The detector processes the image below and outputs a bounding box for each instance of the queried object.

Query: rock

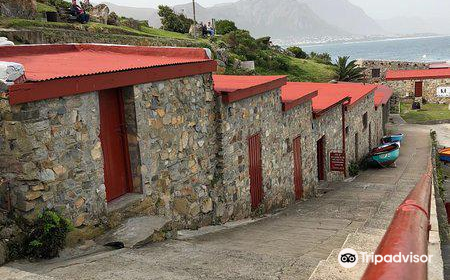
[121,18,143,30]
[89,4,109,24]
[74,197,86,209]
[25,191,42,201]
[74,213,87,227]
[90,142,102,160]
[173,197,190,216]
[96,216,171,248]
[0,62,25,84]
[201,197,213,213]
[0,79,7,93]
[107,12,119,25]
[0,0,36,19]
[0,242,6,265]
[189,24,203,37]
[39,169,55,182]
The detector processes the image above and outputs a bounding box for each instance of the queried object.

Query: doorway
[248,133,263,209]
[99,88,133,202]
[368,122,372,151]
[293,136,303,200]
[415,81,423,97]
[317,136,326,181]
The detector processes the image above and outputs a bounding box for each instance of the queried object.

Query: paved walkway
[2,123,431,280]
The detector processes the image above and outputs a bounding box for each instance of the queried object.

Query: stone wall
[313,105,345,182]
[132,74,218,229]
[345,92,379,164]
[357,60,429,84]
[0,93,106,227]
[0,0,36,19]
[386,78,450,104]
[216,89,316,221]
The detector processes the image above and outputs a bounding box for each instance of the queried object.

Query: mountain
[102,2,161,27]
[173,0,347,39]
[300,0,384,35]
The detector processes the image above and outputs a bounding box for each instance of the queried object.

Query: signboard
[330,152,345,172]
[436,86,450,97]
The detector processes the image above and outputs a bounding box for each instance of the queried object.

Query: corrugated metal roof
[213,75,287,103]
[429,62,450,69]
[386,68,450,80]
[282,82,377,114]
[374,85,393,107]
[0,44,212,82]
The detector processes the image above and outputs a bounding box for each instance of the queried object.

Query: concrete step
[308,231,384,280]
[96,215,174,248]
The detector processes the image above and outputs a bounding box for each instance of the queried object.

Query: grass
[0,17,197,41]
[400,101,450,123]
[256,56,336,82]
[36,2,57,13]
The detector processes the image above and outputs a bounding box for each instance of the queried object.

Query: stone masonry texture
[0,93,105,227]
[0,73,385,236]
[345,92,380,165]
[313,105,345,182]
[386,78,450,104]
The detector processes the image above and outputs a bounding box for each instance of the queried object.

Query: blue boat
[382,134,404,144]
[369,143,400,168]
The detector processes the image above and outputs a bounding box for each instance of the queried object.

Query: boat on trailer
[369,143,400,168]
[439,148,450,163]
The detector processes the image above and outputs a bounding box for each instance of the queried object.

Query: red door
[317,136,325,181]
[415,81,423,97]
[293,136,303,200]
[99,88,132,202]
[248,134,263,209]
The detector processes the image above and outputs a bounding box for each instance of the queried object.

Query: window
[345,126,349,136]
[363,113,368,130]
[372,68,381,78]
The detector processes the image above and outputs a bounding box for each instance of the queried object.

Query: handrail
[361,160,433,280]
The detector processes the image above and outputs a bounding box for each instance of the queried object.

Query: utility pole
[192,0,197,39]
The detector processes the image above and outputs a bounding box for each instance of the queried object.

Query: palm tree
[334,56,365,82]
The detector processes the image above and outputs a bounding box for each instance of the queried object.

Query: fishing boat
[369,143,400,168]
[382,134,404,144]
[439,148,450,163]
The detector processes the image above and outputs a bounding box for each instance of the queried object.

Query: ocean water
[300,35,450,62]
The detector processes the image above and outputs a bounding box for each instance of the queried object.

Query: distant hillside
[173,0,346,39]
[300,0,384,35]
[102,2,161,27]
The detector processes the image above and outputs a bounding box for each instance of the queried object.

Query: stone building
[374,85,393,135]
[282,83,349,182]
[213,75,317,218]
[386,68,450,104]
[356,59,429,84]
[0,44,390,236]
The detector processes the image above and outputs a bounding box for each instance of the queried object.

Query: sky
[100,0,450,20]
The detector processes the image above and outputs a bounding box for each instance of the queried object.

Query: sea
[299,35,450,62]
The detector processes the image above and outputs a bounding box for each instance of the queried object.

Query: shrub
[24,210,73,260]
[158,5,193,34]
[215,19,237,35]
[287,46,308,59]
[349,161,360,177]
[310,52,332,65]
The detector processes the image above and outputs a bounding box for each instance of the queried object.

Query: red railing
[361,160,433,280]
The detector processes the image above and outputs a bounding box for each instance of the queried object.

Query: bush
[158,5,193,34]
[310,52,332,65]
[24,210,73,260]
[215,19,237,35]
[287,46,308,59]
[349,161,360,177]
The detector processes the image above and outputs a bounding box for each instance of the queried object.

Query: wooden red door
[317,136,325,181]
[293,136,303,200]
[99,88,132,202]
[415,81,423,97]
[248,134,263,209]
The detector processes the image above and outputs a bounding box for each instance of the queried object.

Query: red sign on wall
[330,152,346,172]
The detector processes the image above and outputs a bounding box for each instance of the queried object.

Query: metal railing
[361,160,433,280]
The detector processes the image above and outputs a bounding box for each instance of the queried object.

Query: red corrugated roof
[1,44,212,82]
[282,82,376,115]
[213,75,287,103]
[429,62,450,69]
[374,85,393,108]
[4,44,217,105]
[386,68,450,80]
[280,83,317,112]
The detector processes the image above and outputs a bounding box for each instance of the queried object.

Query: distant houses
[0,44,392,233]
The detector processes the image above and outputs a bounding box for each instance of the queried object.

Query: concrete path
[3,123,431,280]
